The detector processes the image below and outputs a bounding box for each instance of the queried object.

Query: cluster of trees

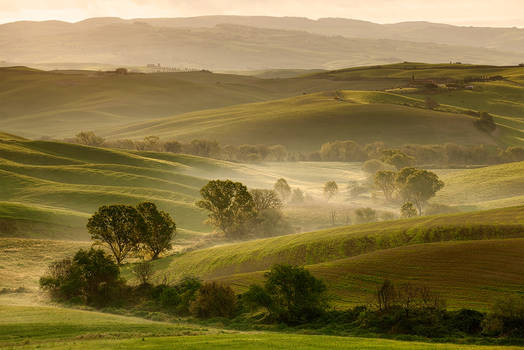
[39,247,237,318]
[68,132,524,166]
[374,167,444,215]
[87,202,176,264]
[197,179,292,239]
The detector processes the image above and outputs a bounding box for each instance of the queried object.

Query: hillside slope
[435,161,524,209]
[105,90,515,150]
[150,206,524,280]
[216,238,524,310]
[0,136,251,239]
[0,67,399,139]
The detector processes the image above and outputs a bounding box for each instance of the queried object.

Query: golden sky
[1,0,523,27]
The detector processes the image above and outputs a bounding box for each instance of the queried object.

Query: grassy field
[0,136,247,238]
[105,91,509,150]
[0,305,215,348]
[216,238,524,310]
[313,63,524,82]
[0,66,402,139]
[434,161,524,209]
[2,305,523,350]
[0,238,91,291]
[147,206,524,280]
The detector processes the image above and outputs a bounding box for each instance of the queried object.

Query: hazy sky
[1,0,523,27]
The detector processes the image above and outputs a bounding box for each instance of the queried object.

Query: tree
[290,188,305,204]
[273,178,291,202]
[250,189,282,211]
[164,140,182,153]
[190,282,237,319]
[131,260,155,285]
[250,189,291,237]
[87,205,146,265]
[319,140,367,161]
[243,264,327,324]
[136,202,176,260]
[400,202,418,218]
[374,170,397,201]
[355,207,377,223]
[396,168,444,215]
[75,131,105,147]
[376,279,396,311]
[196,180,256,238]
[381,149,414,170]
[323,181,338,201]
[474,112,497,133]
[40,248,121,306]
[362,159,387,175]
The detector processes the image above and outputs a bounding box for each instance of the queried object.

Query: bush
[154,276,202,315]
[190,282,237,319]
[40,248,123,306]
[482,296,524,337]
[243,264,327,324]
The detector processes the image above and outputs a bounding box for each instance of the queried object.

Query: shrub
[482,296,524,337]
[190,282,237,319]
[244,264,327,324]
[40,248,122,306]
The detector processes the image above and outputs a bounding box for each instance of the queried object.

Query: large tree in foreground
[396,168,444,215]
[87,204,145,265]
[197,180,256,238]
[136,201,176,260]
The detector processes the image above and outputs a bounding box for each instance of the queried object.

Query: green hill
[216,238,524,310]
[149,206,524,280]
[0,66,401,139]
[0,135,252,239]
[434,161,524,209]
[105,90,512,151]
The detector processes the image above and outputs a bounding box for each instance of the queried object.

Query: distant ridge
[1,16,523,70]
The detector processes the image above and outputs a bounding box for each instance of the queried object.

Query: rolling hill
[0,66,403,139]
[216,238,524,310]
[434,161,524,209]
[140,206,524,309]
[0,134,250,239]
[104,90,517,150]
[148,206,524,280]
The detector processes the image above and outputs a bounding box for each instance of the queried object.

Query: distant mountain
[0,17,523,70]
[132,16,524,54]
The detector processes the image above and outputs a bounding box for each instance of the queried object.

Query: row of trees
[69,132,524,166]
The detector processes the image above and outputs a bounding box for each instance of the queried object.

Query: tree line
[69,131,524,166]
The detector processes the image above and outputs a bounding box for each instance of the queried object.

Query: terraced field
[0,66,403,139]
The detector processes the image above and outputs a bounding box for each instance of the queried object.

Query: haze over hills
[1,16,524,70]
